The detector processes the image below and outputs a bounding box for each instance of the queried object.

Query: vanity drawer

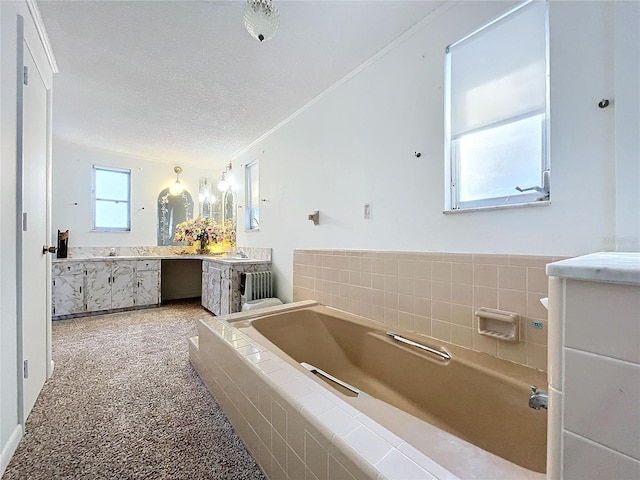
[136,259,160,271]
[53,262,84,276]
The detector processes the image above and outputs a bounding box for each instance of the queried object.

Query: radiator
[243,271,273,301]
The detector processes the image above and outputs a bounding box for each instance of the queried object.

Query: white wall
[614,1,640,252]
[234,1,634,303]
[51,140,216,248]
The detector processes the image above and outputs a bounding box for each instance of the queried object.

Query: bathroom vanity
[201,258,271,316]
[52,258,161,317]
[52,253,271,319]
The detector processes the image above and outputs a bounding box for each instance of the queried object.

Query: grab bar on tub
[386,332,451,362]
[301,362,360,396]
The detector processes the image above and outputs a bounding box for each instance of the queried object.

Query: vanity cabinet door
[111,262,135,309]
[201,270,212,311]
[85,262,112,312]
[52,264,85,316]
[136,269,160,306]
[85,260,135,312]
[220,277,231,315]
[201,261,223,315]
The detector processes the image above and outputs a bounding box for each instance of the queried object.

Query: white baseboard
[0,424,23,477]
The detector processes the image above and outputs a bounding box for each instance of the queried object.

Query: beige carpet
[3,300,265,480]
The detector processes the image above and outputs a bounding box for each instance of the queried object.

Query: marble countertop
[52,255,271,265]
[546,252,640,285]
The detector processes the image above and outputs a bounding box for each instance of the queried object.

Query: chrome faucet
[529,386,548,410]
[236,251,249,258]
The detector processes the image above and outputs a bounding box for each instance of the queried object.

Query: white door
[21,42,50,418]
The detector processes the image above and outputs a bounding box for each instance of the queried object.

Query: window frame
[91,165,132,232]
[444,0,550,213]
[244,159,260,231]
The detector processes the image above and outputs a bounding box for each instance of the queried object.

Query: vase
[196,236,208,255]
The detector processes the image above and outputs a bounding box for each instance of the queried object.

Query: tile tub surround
[189,302,545,480]
[546,253,640,479]
[293,250,563,371]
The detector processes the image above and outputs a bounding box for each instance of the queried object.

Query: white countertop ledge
[546,252,640,285]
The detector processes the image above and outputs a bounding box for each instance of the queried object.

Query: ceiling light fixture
[243,0,279,43]
[169,166,184,196]
[218,162,233,192]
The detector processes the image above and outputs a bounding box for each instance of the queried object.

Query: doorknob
[43,245,57,254]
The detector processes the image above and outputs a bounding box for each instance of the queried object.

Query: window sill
[443,200,550,214]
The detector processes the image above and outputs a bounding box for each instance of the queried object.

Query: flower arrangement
[174,217,236,253]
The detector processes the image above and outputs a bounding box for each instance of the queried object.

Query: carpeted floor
[3,300,266,480]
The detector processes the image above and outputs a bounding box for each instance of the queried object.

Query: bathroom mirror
[196,177,236,226]
[223,190,236,224]
[199,177,224,223]
[157,188,194,246]
[199,178,213,219]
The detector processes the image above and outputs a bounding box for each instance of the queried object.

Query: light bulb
[218,179,229,192]
[170,180,184,196]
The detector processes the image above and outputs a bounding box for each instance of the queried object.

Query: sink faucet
[236,251,248,258]
[529,386,548,410]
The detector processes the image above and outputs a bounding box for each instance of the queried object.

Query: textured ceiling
[38,1,445,169]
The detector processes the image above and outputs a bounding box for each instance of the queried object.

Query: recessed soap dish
[475,307,520,342]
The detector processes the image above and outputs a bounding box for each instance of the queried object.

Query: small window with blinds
[444,0,549,212]
[245,160,260,231]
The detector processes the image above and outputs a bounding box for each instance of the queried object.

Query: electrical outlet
[364,203,372,220]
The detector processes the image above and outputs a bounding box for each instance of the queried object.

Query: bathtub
[190,301,547,480]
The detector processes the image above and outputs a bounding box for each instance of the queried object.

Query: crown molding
[231,1,456,161]
[25,0,59,73]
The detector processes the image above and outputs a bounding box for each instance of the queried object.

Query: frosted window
[245,160,260,231]
[457,114,544,202]
[445,0,549,211]
[92,166,131,231]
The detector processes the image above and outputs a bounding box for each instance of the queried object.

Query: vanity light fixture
[169,166,184,196]
[243,0,279,43]
[218,162,233,192]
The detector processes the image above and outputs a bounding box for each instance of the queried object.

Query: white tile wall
[547,260,640,480]
[564,349,640,459]
[565,280,640,363]
[546,386,564,479]
[563,431,640,480]
[547,276,564,390]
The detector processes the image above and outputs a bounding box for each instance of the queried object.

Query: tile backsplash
[65,245,271,261]
[293,250,567,372]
